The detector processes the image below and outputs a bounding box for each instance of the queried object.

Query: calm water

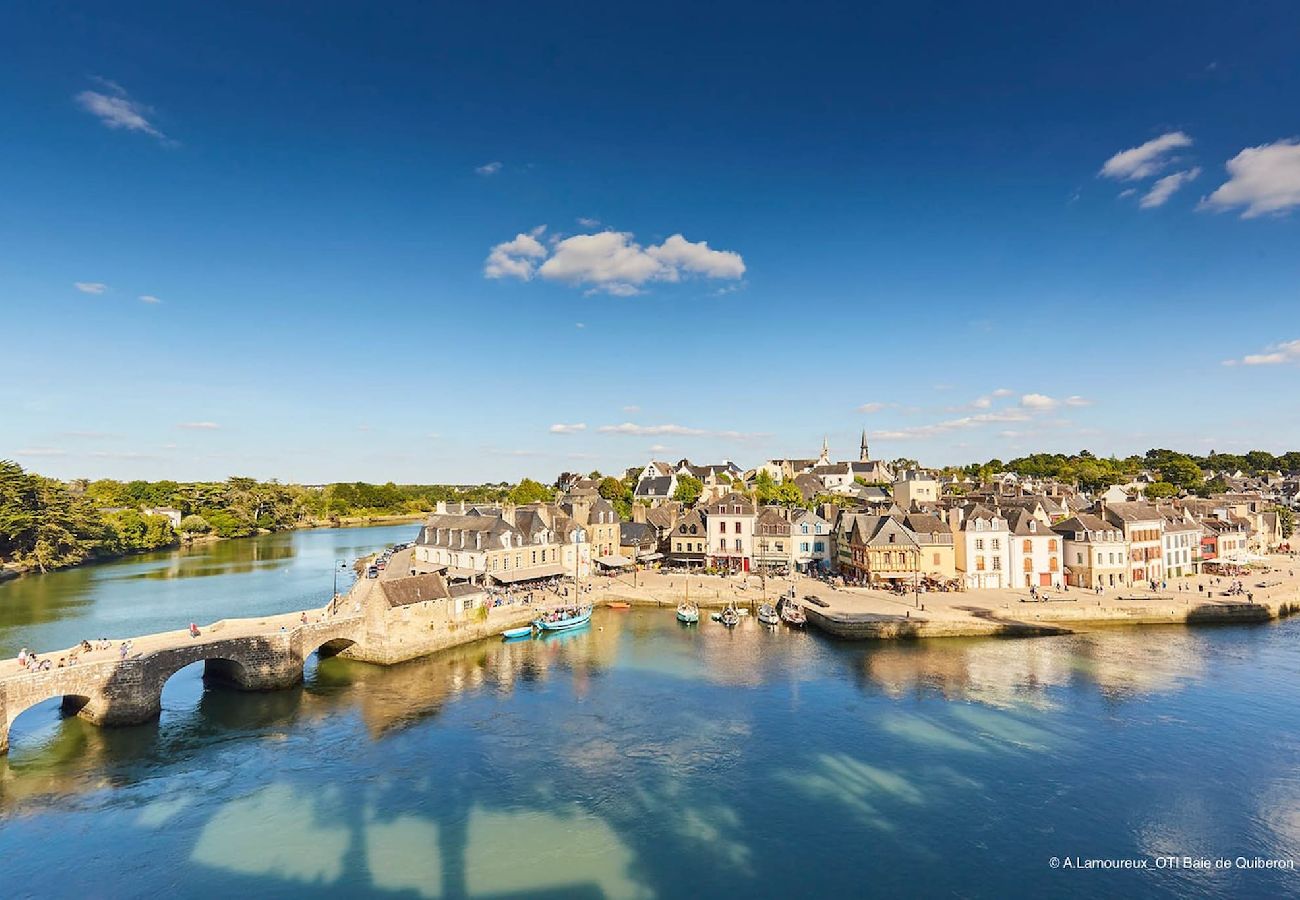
[3,529,1300,898]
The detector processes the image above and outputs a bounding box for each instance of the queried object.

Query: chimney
[436,500,447,514]
[632,504,648,524]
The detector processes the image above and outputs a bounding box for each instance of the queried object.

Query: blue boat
[501,626,534,640]
[534,605,593,632]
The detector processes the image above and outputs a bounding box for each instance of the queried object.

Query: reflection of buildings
[862,630,1208,709]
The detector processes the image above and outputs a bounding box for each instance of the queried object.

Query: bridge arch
[1,689,95,756]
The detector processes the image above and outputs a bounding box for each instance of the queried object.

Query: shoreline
[0,514,424,581]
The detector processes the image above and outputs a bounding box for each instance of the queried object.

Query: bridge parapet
[0,611,365,754]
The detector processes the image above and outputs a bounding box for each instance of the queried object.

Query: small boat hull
[607,601,631,610]
[535,608,593,631]
[501,626,533,640]
[676,604,699,624]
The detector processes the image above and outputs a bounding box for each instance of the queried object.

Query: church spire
[860,428,869,462]
[818,435,830,465]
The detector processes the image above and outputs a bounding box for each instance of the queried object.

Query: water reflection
[0,523,417,658]
[1,613,1298,899]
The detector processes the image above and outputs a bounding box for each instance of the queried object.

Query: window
[802,524,809,534]
[1023,539,1032,553]
[720,521,727,534]
[975,538,984,550]
[735,521,742,533]
[992,557,1001,571]
[801,542,809,552]
[735,538,742,551]
[1023,558,1033,572]
[976,556,986,571]
[1050,558,1059,572]
[1077,552,1083,564]
[815,541,824,552]
[776,542,784,552]
[1048,539,1058,552]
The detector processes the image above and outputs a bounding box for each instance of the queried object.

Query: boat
[676,601,699,624]
[779,598,807,627]
[720,604,740,628]
[757,603,779,626]
[607,601,631,610]
[501,626,533,640]
[710,611,722,622]
[534,605,593,632]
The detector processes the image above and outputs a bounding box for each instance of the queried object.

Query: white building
[950,504,1012,590]
[705,491,756,573]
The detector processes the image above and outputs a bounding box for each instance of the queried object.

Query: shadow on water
[2,612,1300,898]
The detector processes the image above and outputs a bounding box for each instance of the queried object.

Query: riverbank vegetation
[0,460,522,575]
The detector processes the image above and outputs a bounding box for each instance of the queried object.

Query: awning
[595,554,633,568]
[638,552,664,561]
[490,563,568,584]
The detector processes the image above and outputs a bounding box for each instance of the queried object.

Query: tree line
[0,461,539,575]
[956,448,1300,496]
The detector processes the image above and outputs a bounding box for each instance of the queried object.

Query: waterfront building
[753,506,793,572]
[1159,511,1203,578]
[1053,512,1128,590]
[842,515,921,585]
[705,491,756,572]
[1100,501,1165,586]
[634,473,677,505]
[1004,508,1063,589]
[791,509,834,573]
[667,507,708,567]
[950,504,1012,590]
[414,503,589,584]
[903,512,957,581]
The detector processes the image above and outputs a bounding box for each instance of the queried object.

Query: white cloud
[487,228,745,295]
[647,444,670,453]
[475,161,503,176]
[484,227,548,280]
[138,294,162,304]
[15,447,67,457]
[1222,339,1300,366]
[75,282,108,294]
[577,217,601,228]
[575,322,585,329]
[1100,131,1193,180]
[1064,395,1094,407]
[177,421,221,430]
[549,423,587,434]
[75,81,168,141]
[597,421,766,441]
[856,401,890,413]
[1020,393,1059,410]
[1201,139,1300,218]
[991,388,1014,397]
[1140,167,1200,208]
[872,409,1033,441]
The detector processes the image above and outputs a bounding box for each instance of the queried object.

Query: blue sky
[2,1,1299,483]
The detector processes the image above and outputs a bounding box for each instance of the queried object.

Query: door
[1039,573,1051,587]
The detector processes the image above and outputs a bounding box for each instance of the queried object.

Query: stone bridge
[0,610,363,754]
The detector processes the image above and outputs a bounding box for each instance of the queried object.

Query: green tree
[179,514,211,534]
[673,475,704,506]
[508,478,553,505]
[1144,481,1178,499]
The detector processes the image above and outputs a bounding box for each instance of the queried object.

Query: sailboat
[720,602,740,628]
[757,602,779,626]
[677,580,699,624]
[779,597,806,627]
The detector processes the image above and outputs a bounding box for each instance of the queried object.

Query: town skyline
[4,2,1300,483]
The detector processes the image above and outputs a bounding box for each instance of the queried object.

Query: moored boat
[501,626,534,640]
[607,601,631,610]
[720,604,740,628]
[534,605,593,632]
[757,603,779,626]
[779,598,806,627]
[676,601,699,624]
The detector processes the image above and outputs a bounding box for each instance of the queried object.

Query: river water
[2,525,1299,898]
